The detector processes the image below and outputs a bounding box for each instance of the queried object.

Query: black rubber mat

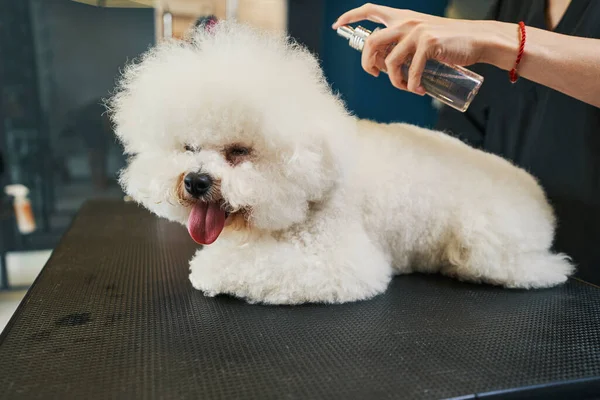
[1,200,599,399]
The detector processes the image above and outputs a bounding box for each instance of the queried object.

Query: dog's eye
[184,144,197,152]
[225,145,251,165]
[228,146,249,157]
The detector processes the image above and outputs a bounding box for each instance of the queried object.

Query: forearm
[479,21,600,108]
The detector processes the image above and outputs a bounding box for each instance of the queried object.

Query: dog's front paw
[188,251,229,298]
[190,275,223,299]
[187,235,392,305]
[189,267,224,297]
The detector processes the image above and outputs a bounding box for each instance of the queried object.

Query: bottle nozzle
[336,25,355,40]
[5,184,29,199]
[336,25,373,51]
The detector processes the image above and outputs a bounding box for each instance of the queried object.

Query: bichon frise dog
[108,21,573,305]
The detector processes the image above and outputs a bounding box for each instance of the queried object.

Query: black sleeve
[483,0,502,20]
[434,0,501,148]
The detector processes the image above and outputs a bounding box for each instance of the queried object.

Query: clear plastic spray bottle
[337,25,484,112]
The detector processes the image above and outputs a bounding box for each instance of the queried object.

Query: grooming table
[0,200,599,399]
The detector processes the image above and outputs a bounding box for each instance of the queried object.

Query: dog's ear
[318,135,344,192]
[283,134,345,203]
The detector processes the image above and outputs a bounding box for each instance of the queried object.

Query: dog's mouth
[177,174,247,245]
[187,200,230,245]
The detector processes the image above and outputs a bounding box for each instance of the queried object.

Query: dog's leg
[440,229,574,289]
[188,228,392,305]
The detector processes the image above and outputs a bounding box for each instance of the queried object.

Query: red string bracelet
[509,21,526,83]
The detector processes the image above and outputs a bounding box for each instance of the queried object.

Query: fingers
[361,27,394,77]
[374,52,387,73]
[365,21,415,49]
[381,29,429,95]
[332,3,396,29]
[406,45,427,94]
[333,4,432,95]
[361,46,380,77]
[384,30,417,89]
[362,24,414,77]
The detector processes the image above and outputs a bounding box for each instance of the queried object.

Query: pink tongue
[187,202,226,245]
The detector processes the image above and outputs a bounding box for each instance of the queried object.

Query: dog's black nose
[184,172,213,197]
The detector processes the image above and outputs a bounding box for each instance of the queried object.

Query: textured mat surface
[1,200,599,399]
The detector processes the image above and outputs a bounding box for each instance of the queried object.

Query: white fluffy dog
[108,21,574,305]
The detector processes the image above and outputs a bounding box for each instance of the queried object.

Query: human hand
[332,3,497,94]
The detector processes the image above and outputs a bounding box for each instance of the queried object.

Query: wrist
[477,21,521,71]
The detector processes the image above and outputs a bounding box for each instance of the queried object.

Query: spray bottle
[336,25,484,112]
[4,184,36,234]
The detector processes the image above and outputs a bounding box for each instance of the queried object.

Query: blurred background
[0,0,493,325]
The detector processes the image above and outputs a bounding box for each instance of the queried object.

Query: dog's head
[108,21,355,244]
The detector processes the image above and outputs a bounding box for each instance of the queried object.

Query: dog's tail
[502,251,575,289]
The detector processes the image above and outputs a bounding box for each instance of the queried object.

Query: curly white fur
[108,21,574,305]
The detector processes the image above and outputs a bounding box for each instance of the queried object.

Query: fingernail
[416,86,426,95]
